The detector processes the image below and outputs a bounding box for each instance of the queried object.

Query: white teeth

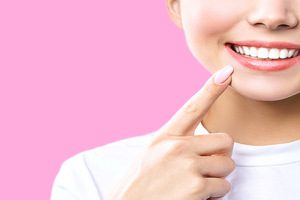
[257,48,269,59]
[249,47,257,57]
[232,45,299,59]
[279,49,288,59]
[288,49,295,58]
[269,48,280,59]
[242,46,250,55]
[238,46,244,54]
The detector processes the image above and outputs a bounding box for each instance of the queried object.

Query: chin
[230,76,300,102]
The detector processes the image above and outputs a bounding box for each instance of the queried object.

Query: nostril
[253,23,291,30]
[277,24,292,30]
[253,23,267,28]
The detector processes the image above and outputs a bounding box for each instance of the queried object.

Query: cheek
[181,1,246,70]
[195,12,235,36]
[181,1,244,37]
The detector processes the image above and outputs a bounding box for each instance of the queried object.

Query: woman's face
[167,0,300,101]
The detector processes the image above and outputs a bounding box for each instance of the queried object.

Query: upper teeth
[232,45,299,59]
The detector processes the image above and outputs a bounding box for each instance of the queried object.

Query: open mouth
[225,42,300,71]
[227,43,300,60]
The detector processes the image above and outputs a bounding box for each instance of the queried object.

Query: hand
[109,65,235,200]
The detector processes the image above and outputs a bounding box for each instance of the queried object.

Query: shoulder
[65,131,154,164]
[51,132,155,200]
[59,131,156,176]
[82,132,155,163]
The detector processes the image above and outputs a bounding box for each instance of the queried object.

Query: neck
[202,87,300,145]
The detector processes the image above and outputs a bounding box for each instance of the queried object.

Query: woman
[51,0,300,199]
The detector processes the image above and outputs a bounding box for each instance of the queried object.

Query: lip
[225,43,300,71]
[227,40,300,49]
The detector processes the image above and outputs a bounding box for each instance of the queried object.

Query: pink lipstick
[225,41,300,71]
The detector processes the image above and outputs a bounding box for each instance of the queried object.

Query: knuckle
[222,157,236,174]
[148,136,190,157]
[203,82,214,94]
[218,133,234,149]
[171,140,185,152]
[182,101,198,114]
[203,83,218,99]
[184,156,198,171]
[190,177,207,194]
[165,138,188,156]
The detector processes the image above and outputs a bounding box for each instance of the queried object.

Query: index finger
[159,65,234,136]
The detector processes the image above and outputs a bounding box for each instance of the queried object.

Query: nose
[247,0,299,31]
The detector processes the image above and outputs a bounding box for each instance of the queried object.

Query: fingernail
[214,65,234,85]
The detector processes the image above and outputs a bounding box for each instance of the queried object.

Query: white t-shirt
[51,123,300,200]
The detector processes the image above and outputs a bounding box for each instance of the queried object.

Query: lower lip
[225,44,300,71]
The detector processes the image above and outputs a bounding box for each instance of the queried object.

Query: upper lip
[226,40,300,49]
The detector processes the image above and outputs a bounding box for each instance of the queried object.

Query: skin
[167,0,300,145]
[107,1,300,199]
[108,69,235,199]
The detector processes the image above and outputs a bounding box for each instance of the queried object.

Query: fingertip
[213,65,234,85]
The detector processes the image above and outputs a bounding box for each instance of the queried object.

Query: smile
[231,45,299,60]
[225,41,300,71]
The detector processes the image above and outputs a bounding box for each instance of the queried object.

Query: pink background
[0,0,210,199]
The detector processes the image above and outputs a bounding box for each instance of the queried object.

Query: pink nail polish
[214,65,234,85]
